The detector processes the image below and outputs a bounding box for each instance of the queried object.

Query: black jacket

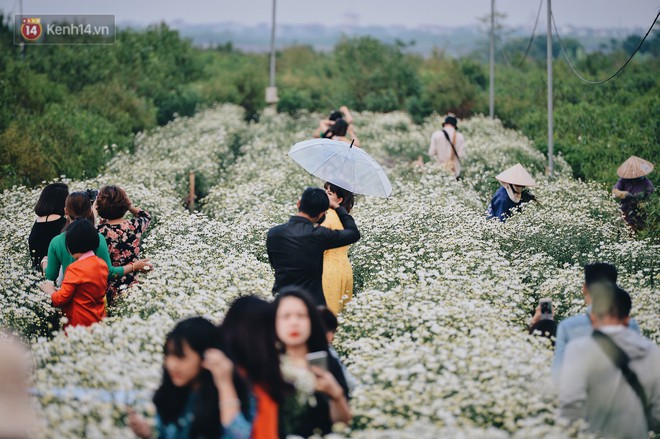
[266,207,360,305]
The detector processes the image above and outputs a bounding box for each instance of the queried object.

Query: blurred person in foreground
[0,333,34,439]
[222,296,292,438]
[487,163,537,222]
[611,155,655,232]
[266,187,360,306]
[273,288,351,437]
[129,317,252,439]
[552,263,640,383]
[559,282,660,438]
[428,114,466,180]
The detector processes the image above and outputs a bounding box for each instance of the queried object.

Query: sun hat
[617,156,654,179]
[495,164,537,187]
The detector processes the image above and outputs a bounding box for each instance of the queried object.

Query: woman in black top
[273,287,351,437]
[28,183,68,270]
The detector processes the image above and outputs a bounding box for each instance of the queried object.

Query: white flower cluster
[0,107,656,438]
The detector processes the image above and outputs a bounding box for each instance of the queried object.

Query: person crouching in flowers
[39,219,108,329]
[611,155,655,231]
[128,317,253,439]
[321,182,356,314]
[95,185,152,304]
[487,163,537,222]
[274,287,351,437]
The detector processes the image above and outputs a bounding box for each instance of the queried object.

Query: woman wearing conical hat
[612,156,655,231]
[487,164,537,222]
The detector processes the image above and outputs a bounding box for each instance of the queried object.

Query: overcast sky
[2,0,658,29]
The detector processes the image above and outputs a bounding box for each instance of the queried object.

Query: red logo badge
[20,17,43,41]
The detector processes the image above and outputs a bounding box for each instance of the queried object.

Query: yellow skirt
[322,251,353,315]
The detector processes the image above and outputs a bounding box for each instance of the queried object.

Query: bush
[77,81,157,134]
[36,102,128,178]
[277,88,314,114]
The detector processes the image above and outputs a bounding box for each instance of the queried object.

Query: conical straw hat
[495,163,537,186]
[617,156,654,179]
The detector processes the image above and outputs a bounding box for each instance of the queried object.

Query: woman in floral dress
[96,185,151,303]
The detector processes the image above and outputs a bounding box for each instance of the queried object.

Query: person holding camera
[96,185,152,304]
[313,106,360,146]
[528,298,557,345]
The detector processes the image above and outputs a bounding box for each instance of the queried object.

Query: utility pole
[265,0,278,113]
[546,0,554,175]
[19,0,26,59]
[489,0,495,118]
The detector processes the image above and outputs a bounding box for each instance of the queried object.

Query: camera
[85,189,99,202]
[539,298,553,321]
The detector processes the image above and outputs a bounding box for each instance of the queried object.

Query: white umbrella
[288,138,392,198]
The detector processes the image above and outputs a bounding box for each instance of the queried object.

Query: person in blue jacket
[487,163,537,222]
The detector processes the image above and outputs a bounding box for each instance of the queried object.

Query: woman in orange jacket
[40,219,108,329]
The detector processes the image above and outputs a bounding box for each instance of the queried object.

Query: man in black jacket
[266,187,361,305]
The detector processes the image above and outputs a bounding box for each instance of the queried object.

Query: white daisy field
[1,105,657,438]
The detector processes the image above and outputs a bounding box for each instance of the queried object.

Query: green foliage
[412,50,486,121]
[192,50,267,121]
[0,104,126,187]
[277,88,314,114]
[332,37,420,111]
[638,189,660,243]
[77,81,157,134]
[0,58,67,131]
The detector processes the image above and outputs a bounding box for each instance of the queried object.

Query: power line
[500,0,544,68]
[551,9,660,85]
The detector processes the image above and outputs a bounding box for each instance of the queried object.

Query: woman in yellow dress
[321,182,355,314]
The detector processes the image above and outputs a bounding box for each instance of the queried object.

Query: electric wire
[551,9,660,84]
[500,0,544,67]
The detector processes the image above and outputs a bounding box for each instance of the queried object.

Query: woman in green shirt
[43,192,151,285]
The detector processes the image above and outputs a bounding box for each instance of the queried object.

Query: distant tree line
[1,13,658,194]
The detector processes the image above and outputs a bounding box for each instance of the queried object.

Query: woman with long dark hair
[43,192,150,289]
[128,317,252,439]
[222,296,291,438]
[273,287,351,437]
[320,182,356,314]
[28,182,69,270]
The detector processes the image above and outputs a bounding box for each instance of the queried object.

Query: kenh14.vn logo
[20,17,43,41]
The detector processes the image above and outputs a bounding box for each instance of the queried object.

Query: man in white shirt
[428,114,466,179]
